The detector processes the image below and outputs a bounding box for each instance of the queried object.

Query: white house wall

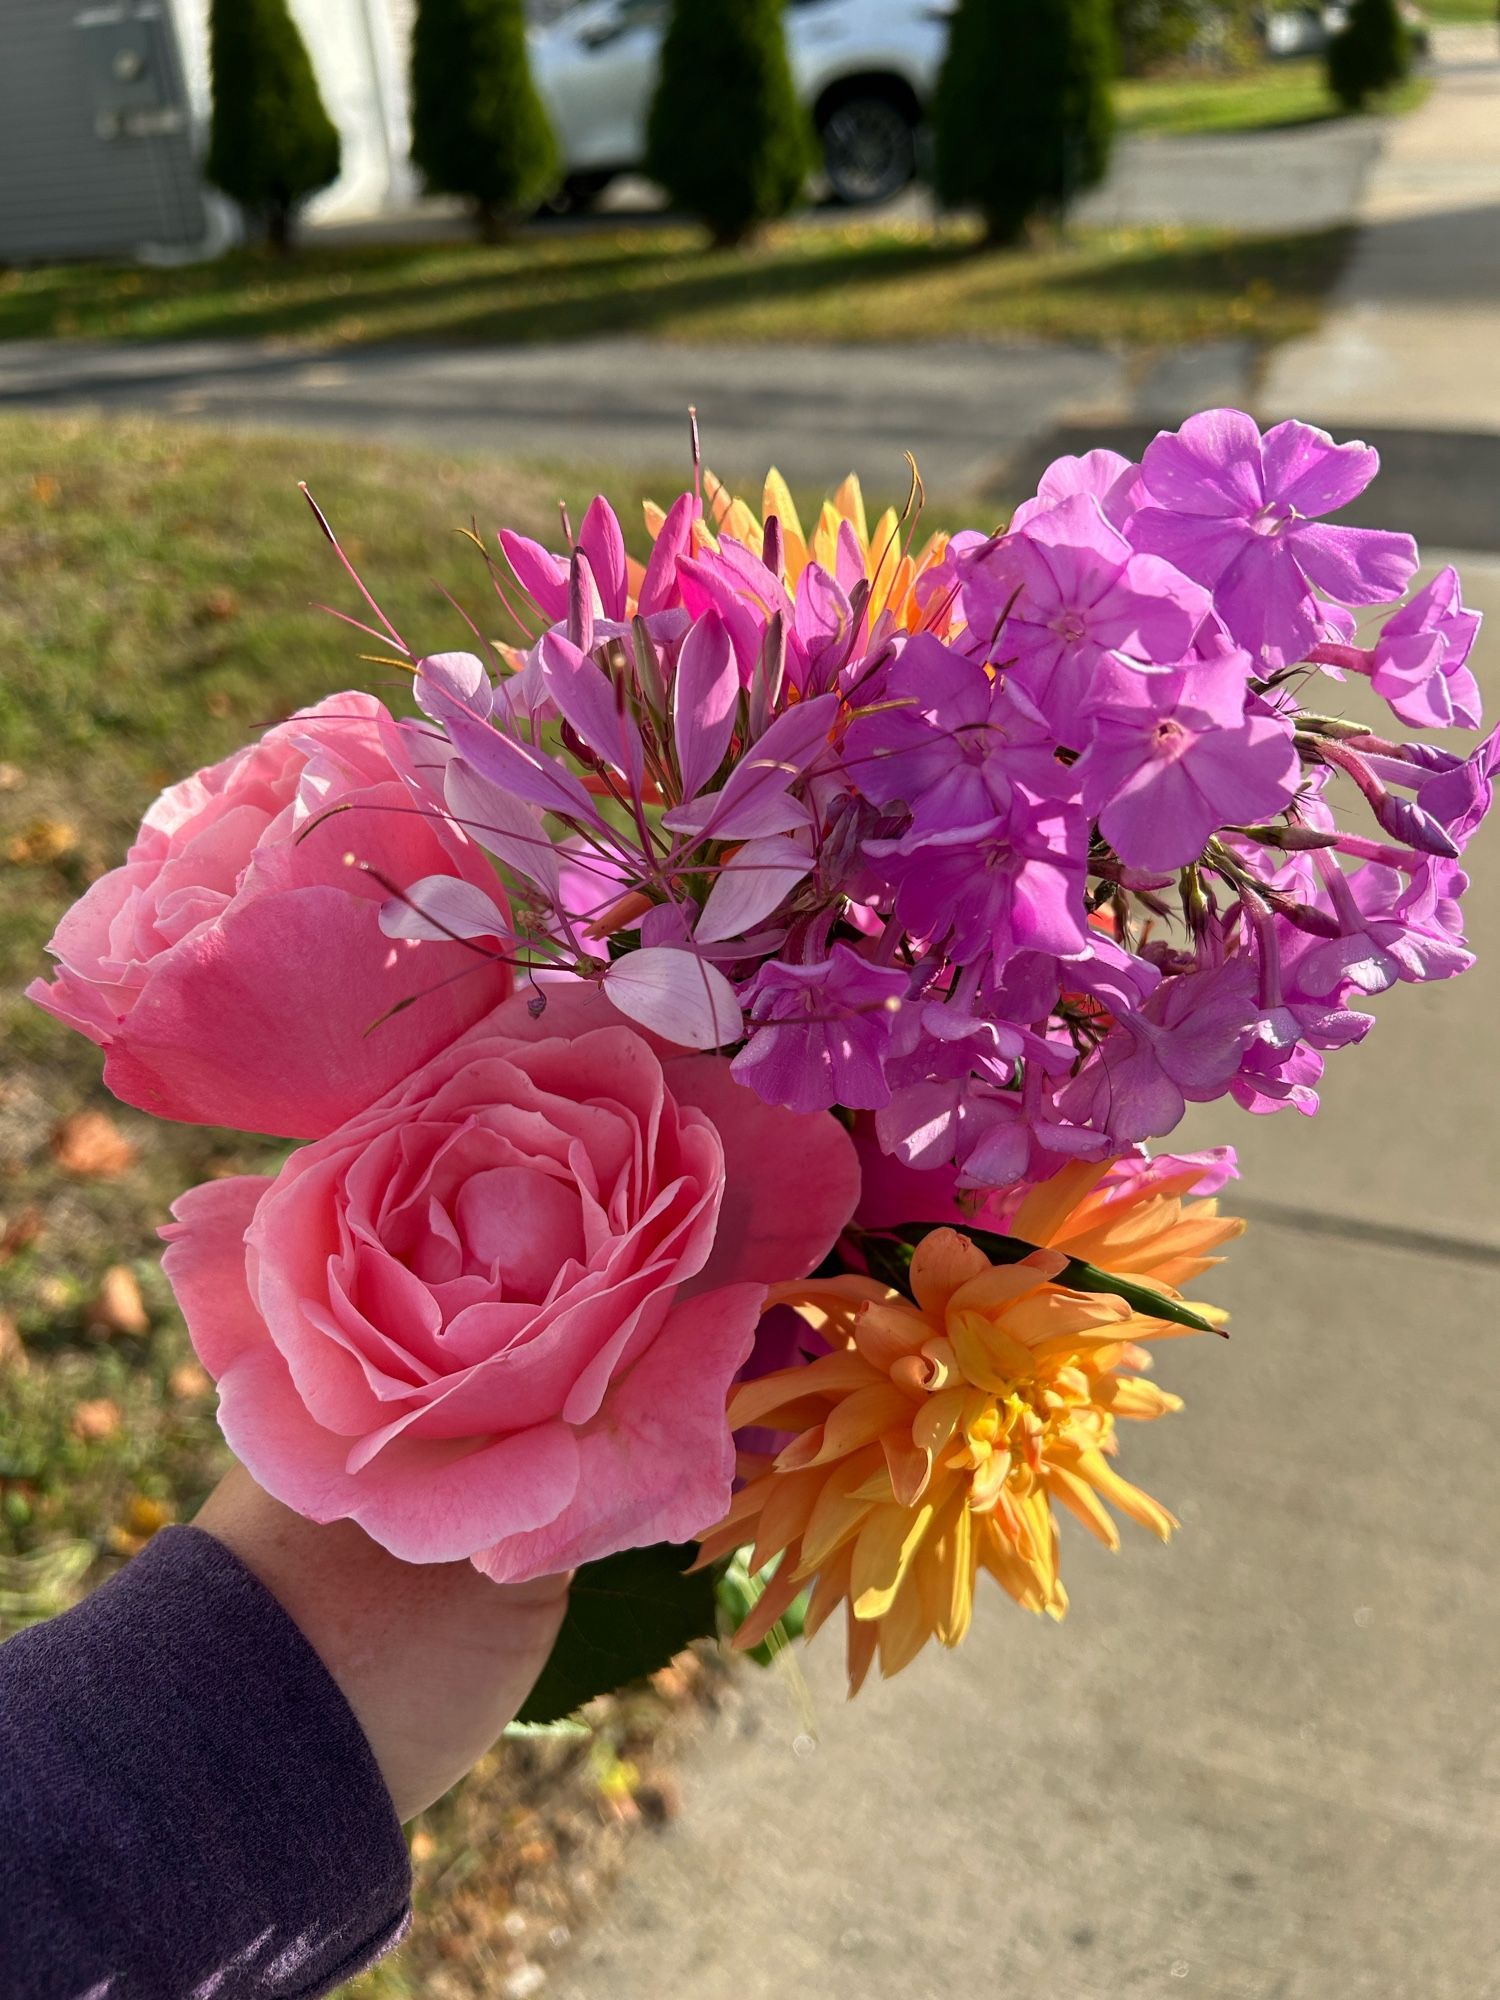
[168,0,420,221]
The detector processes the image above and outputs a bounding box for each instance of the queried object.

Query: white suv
[529,0,954,208]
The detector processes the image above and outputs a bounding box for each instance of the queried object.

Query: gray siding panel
[0,0,206,261]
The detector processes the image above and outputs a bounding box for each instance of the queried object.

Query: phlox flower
[1009,448,1147,534]
[865,795,1089,969]
[1295,857,1475,996]
[732,945,910,1115]
[841,634,1061,832]
[1130,409,1418,668]
[1077,652,1302,872]
[1058,960,1259,1143]
[1368,566,1482,730]
[963,492,1212,743]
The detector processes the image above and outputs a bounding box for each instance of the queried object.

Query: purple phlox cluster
[374,407,1488,1194]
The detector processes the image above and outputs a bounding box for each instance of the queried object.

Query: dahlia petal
[908,1228,993,1317]
[851,1502,934,1620]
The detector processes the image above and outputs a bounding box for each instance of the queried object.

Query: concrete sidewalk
[549,558,1500,2000]
[1263,25,1500,433]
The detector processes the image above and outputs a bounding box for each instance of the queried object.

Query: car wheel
[819,96,918,206]
[540,171,617,218]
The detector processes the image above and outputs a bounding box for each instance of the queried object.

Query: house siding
[0,0,207,261]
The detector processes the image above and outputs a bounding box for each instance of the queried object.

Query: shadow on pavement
[1001,421,1500,552]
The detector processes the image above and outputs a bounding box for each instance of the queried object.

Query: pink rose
[27,694,511,1139]
[162,987,861,1580]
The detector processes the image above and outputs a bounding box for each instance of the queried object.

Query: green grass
[1422,0,1492,18]
[0,217,1351,352]
[1116,55,1430,136]
[0,412,829,1994]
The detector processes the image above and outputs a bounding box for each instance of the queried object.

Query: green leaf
[893,1224,1219,1336]
[715,1548,809,1668]
[516,1541,718,1725]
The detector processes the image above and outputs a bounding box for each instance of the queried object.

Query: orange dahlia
[698,1160,1243,1693]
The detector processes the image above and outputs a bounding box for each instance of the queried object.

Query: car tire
[819,94,918,207]
[540,171,617,218]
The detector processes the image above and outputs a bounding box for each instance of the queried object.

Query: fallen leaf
[89,1265,148,1336]
[168,1360,210,1401]
[5,817,76,865]
[0,1310,26,1375]
[72,1397,122,1442]
[0,1207,44,1262]
[0,763,25,792]
[52,1111,135,1179]
[125,1495,171,1535]
[30,474,59,506]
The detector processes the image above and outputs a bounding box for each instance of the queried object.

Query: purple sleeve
[0,1525,412,2000]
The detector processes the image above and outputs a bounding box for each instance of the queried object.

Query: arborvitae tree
[934,0,1117,247]
[1327,0,1411,111]
[409,0,560,240]
[646,0,815,249]
[203,0,340,253]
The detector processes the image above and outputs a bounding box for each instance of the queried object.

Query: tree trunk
[266,200,295,256]
[710,221,760,252]
[475,198,510,244]
[981,209,1027,250]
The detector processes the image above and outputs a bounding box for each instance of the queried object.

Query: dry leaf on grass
[52,1111,135,1179]
[0,1310,26,1375]
[0,1207,44,1263]
[5,818,76,865]
[168,1361,211,1401]
[71,1397,122,1442]
[89,1265,148,1336]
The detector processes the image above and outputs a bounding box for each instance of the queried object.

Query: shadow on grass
[0,221,1353,355]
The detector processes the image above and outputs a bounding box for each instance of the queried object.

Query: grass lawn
[1117,55,1429,136]
[0,217,1351,352]
[0,412,950,1995]
[1423,0,1492,17]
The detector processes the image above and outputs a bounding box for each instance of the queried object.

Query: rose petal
[217,1343,582,1563]
[664,1054,861,1289]
[103,884,509,1139]
[471,1281,763,1583]
[160,1175,272,1377]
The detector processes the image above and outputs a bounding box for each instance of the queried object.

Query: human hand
[196,1466,570,1822]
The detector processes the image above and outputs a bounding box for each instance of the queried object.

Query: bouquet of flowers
[31,408,1491,1715]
